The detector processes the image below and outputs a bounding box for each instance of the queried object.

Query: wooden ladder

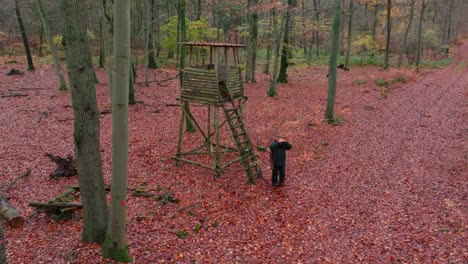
[222,105,263,183]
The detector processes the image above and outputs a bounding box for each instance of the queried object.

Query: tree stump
[46,153,77,178]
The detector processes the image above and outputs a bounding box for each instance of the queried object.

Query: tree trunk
[263,10,273,74]
[277,0,296,83]
[145,0,158,84]
[325,0,341,122]
[39,24,44,57]
[246,0,259,83]
[384,0,392,69]
[313,0,321,57]
[0,219,5,263]
[397,0,415,68]
[60,0,109,244]
[101,0,132,262]
[148,0,158,69]
[179,0,195,132]
[415,0,427,72]
[371,1,380,42]
[37,0,67,91]
[196,0,202,20]
[99,0,113,95]
[268,8,284,96]
[14,0,34,71]
[344,0,354,70]
[99,22,105,68]
[445,0,455,55]
[144,0,150,85]
[129,62,136,105]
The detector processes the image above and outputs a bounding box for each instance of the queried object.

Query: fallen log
[0,170,30,227]
[28,202,82,208]
[0,196,24,228]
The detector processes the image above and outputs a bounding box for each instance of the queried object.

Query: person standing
[270,135,292,187]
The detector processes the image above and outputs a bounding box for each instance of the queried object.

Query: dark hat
[276,134,283,138]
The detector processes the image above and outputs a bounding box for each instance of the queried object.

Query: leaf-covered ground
[1,42,466,263]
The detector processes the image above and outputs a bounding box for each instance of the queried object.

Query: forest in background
[1,0,467,74]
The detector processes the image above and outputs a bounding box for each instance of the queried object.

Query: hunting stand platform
[173,42,262,183]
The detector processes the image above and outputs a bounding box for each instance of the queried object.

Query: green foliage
[210,220,219,227]
[58,84,68,91]
[325,115,344,125]
[421,58,454,69]
[352,34,378,57]
[175,230,188,239]
[161,17,217,57]
[193,223,202,234]
[355,78,367,85]
[375,78,388,86]
[53,30,95,46]
[392,75,407,83]
[423,29,438,49]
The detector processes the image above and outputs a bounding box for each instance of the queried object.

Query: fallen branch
[1,93,28,98]
[28,188,77,219]
[28,202,82,208]
[2,169,31,193]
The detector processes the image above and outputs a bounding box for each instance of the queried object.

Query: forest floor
[0,42,467,263]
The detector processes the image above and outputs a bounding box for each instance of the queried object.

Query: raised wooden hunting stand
[173,42,262,183]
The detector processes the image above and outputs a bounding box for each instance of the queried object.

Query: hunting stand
[173,42,262,183]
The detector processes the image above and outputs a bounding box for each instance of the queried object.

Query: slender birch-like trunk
[37,0,67,91]
[101,0,132,261]
[344,0,354,70]
[384,0,392,69]
[325,0,341,122]
[397,0,415,68]
[14,0,34,71]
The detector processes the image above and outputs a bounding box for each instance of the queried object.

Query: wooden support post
[214,106,221,175]
[175,101,185,165]
[189,46,193,66]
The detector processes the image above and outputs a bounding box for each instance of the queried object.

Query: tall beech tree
[179,0,195,132]
[14,0,34,71]
[397,0,415,68]
[145,0,158,86]
[277,0,296,83]
[415,0,428,72]
[99,0,113,95]
[384,0,392,69]
[37,0,67,91]
[246,0,259,82]
[60,0,109,243]
[101,0,132,261]
[325,0,341,122]
[344,0,354,70]
[269,8,285,96]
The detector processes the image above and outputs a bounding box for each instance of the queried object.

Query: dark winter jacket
[270,140,292,166]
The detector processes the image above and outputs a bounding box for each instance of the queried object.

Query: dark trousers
[272,165,285,185]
